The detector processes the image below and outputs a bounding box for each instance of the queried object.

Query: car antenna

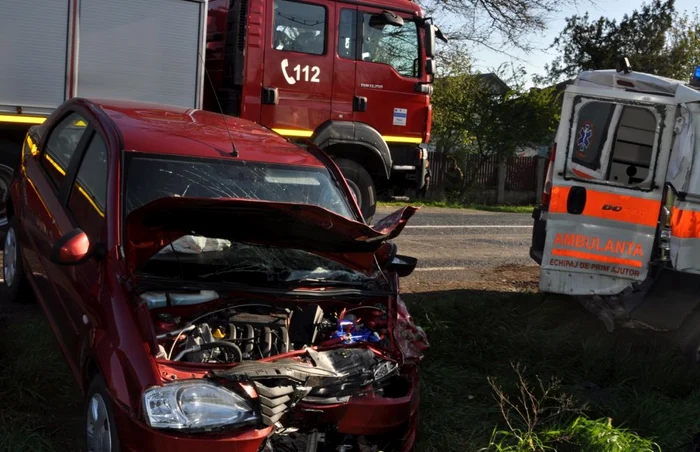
[201,52,239,157]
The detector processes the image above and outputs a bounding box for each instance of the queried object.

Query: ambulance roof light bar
[691,65,700,87]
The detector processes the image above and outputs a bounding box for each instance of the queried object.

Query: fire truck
[0,0,441,221]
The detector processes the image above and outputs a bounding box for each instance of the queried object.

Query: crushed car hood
[124,197,417,273]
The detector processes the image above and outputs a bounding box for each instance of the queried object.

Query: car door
[353,7,426,143]
[540,86,677,296]
[57,130,109,368]
[20,111,92,375]
[261,0,334,135]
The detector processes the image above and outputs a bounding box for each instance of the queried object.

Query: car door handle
[262,87,279,105]
[353,96,367,112]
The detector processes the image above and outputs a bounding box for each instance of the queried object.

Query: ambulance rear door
[541,85,677,296]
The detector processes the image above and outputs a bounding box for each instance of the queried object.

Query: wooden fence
[429,153,540,192]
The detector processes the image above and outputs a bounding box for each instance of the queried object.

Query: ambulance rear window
[568,98,660,189]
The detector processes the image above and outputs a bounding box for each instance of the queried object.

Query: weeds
[481,363,660,452]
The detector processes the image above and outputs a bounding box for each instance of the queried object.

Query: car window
[273,0,326,55]
[68,133,108,239]
[568,100,659,188]
[338,9,357,59]
[361,13,419,78]
[42,113,88,189]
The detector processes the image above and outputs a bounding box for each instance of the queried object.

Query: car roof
[87,98,325,167]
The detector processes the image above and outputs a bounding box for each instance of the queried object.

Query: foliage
[431,63,559,198]
[567,417,661,452]
[540,0,700,83]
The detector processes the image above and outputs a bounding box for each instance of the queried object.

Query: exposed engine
[145,292,413,451]
[146,293,391,365]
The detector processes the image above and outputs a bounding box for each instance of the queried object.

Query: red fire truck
[0,0,441,221]
[207,0,439,220]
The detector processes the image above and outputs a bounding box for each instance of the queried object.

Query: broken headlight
[143,380,259,430]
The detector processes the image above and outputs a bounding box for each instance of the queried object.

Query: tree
[420,0,584,55]
[540,0,700,83]
[431,64,560,199]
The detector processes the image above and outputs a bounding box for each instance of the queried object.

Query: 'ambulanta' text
[553,233,643,257]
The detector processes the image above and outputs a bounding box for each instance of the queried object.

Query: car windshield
[124,153,353,218]
[139,235,379,288]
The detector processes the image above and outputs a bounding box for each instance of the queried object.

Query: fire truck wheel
[335,158,376,222]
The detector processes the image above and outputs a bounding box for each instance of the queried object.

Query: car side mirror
[50,229,93,265]
[426,59,436,75]
[386,254,417,277]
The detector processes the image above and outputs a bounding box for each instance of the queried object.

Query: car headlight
[143,380,259,430]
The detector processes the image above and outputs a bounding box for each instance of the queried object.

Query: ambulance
[530,62,700,356]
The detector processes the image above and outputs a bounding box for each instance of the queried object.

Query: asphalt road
[375,206,538,290]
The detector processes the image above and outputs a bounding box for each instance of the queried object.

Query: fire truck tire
[0,139,21,169]
[335,158,376,222]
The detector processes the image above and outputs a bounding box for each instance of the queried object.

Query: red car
[2,98,428,452]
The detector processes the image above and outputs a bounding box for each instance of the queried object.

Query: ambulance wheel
[335,158,376,223]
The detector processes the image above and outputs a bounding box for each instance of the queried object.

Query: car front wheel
[86,374,121,452]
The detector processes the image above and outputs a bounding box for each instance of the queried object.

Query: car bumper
[113,373,419,452]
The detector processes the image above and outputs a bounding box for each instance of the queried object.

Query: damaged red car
[2,98,428,452]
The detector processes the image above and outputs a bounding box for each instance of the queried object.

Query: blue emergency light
[692,65,700,87]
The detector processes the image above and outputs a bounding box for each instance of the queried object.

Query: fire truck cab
[531,65,700,339]
[205,0,440,220]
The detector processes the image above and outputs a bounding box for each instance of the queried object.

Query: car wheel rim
[346,179,362,211]
[4,226,16,287]
[86,394,112,452]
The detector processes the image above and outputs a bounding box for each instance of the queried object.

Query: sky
[468,0,697,83]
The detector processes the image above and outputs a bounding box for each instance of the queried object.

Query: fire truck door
[261,0,333,136]
[541,88,677,296]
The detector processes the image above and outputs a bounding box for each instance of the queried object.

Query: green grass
[2,291,698,451]
[378,200,535,213]
[404,289,700,451]
[0,312,82,452]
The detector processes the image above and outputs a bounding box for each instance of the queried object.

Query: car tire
[86,374,121,452]
[335,158,377,223]
[2,217,32,304]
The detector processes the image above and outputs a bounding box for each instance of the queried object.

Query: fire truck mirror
[425,24,436,58]
[369,11,404,29]
[426,59,436,75]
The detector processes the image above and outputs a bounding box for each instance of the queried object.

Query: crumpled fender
[394,297,429,362]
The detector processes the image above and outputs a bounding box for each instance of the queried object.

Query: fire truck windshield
[361,16,420,78]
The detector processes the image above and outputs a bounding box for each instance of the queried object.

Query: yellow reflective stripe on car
[381,135,422,144]
[0,114,47,125]
[272,128,314,138]
[44,153,66,176]
[77,184,105,217]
